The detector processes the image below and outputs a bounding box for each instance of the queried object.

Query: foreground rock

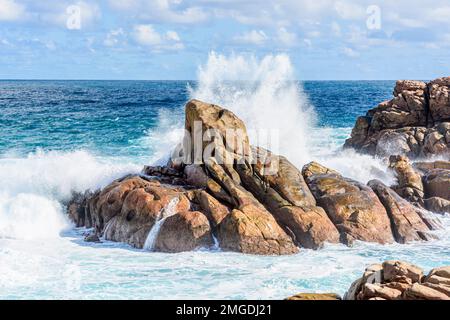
[345,261,450,300]
[345,78,450,158]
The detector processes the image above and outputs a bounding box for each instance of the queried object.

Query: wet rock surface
[67,99,443,255]
[345,78,450,158]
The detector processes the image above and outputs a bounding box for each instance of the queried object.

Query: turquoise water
[1,79,449,300]
[0,80,393,157]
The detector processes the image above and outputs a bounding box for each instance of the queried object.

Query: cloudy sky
[1,0,449,80]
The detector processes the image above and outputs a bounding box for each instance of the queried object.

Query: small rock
[84,233,101,243]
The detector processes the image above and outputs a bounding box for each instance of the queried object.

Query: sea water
[1,53,449,299]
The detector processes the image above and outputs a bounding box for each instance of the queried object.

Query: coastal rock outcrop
[344,261,450,300]
[67,99,442,255]
[344,78,450,158]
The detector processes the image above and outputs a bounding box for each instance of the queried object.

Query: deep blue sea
[0,80,394,158]
[1,79,450,300]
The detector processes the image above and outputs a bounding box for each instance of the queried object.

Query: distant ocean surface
[1,78,450,300]
[0,80,393,159]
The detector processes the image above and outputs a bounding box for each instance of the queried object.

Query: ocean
[1,55,450,299]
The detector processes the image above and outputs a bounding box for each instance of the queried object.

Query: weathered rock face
[345,261,450,300]
[409,160,450,214]
[154,211,213,253]
[345,78,450,158]
[302,162,394,245]
[236,149,340,250]
[424,197,450,215]
[389,155,424,206]
[429,77,450,123]
[423,169,450,201]
[368,180,433,243]
[205,157,299,255]
[67,99,441,255]
[183,99,251,164]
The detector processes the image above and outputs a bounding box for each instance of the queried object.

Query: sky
[0,0,449,80]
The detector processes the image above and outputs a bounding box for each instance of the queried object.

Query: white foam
[188,52,393,184]
[0,149,141,240]
[190,52,316,167]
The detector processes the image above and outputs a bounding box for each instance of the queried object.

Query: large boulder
[423,169,450,201]
[429,77,450,123]
[235,149,340,249]
[66,99,441,255]
[345,77,450,158]
[183,99,251,164]
[93,177,192,249]
[206,158,298,255]
[302,162,394,245]
[368,180,434,243]
[424,197,450,214]
[154,211,213,252]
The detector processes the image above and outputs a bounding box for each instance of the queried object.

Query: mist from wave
[0,150,140,240]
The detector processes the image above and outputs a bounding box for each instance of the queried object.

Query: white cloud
[132,24,184,51]
[334,1,365,20]
[133,24,162,46]
[233,30,267,45]
[0,0,26,21]
[277,27,297,46]
[427,6,450,23]
[109,0,207,24]
[331,22,342,37]
[342,47,360,57]
[165,30,180,42]
[104,28,125,47]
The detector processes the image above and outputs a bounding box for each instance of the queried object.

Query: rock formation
[302,162,394,245]
[68,99,442,255]
[345,77,450,158]
[344,261,450,300]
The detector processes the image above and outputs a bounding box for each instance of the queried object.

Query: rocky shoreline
[288,261,450,300]
[67,77,449,300]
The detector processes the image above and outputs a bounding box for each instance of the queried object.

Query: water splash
[189,52,316,166]
[0,150,140,240]
[143,197,180,251]
[187,52,393,184]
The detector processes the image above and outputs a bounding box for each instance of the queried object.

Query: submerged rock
[345,77,450,158]
[84,233,101,243]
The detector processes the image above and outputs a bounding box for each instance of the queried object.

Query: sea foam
[0,149,140,240]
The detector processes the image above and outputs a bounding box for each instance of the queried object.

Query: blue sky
[1,0,449,80]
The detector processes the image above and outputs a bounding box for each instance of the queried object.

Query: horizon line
[0,78,405,82]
